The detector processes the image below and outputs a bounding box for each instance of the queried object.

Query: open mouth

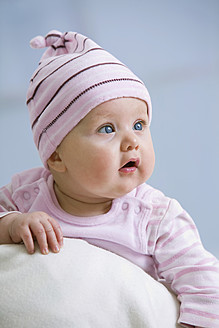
[119,158,140,172]
[122,161,138,168]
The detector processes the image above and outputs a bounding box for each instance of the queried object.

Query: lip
[119,158,140,173]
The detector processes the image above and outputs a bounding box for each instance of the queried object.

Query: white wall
[0,0,218,257]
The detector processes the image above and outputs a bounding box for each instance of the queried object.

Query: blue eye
[98,125,114,134]
[133,122,143,131]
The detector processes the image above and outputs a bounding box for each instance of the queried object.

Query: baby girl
[0,30,218,328]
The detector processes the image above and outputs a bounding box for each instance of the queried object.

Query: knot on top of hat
[30,30,63,48]
[30,30,79,62]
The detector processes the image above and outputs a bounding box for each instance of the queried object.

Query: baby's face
[56,97,155,201]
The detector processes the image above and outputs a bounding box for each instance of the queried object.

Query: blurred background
[0,0,218,257]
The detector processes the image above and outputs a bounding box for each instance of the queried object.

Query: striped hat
[27,30,152,167]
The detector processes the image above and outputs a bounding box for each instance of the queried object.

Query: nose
[120,133,139,152]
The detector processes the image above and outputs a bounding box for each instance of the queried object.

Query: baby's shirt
[0,167,219,328]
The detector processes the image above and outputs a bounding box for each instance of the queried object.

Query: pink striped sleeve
[0,184,19,215]
[153,199,219,328]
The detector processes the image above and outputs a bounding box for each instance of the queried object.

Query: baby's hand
[7,212,63,254]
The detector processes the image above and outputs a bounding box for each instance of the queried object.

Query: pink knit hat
[27,30,152,167]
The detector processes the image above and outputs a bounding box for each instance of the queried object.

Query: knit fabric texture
[26,30,152,166]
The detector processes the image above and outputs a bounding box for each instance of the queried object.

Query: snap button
[122,202,129,210]
[23,191,31,200]
[34,187,40,194]
[134,206,141,214]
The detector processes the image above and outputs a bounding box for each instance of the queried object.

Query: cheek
[63,137,115,179]
[142,142,155,177]
[87,149,114,179]
[139,133,155,176]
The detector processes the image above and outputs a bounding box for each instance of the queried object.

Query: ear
[47,150,66,173]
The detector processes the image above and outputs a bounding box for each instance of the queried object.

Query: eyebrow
[95,106,148,117]
[87,109,115,126]
[88,102,149,126]
[92,111,113,120]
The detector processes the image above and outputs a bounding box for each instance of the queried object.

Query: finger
[20,227,35,254]
[42,219,61,253]
[48,218,63,247]
[30,221,49,255]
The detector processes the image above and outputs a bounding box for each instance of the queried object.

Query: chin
[115,181,142,198]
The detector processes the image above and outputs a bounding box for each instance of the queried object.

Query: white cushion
[0,238,180,327]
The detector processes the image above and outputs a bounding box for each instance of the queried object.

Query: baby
[0,30,218,328]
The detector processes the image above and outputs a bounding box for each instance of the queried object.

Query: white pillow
[0,238,180,328]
